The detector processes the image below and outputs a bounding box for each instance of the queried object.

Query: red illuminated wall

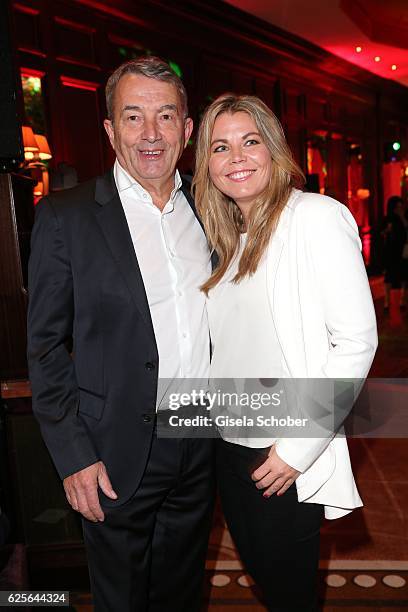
[11,0,408,269]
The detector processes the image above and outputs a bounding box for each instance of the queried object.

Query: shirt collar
[114,159,182,204]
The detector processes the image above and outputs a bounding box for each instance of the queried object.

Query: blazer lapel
[266,196,292,308]
[93,170,155,337]
[266,227,286,333]
[266,189,307,377]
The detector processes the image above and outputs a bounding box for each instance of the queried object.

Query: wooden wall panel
[199,58,233,101]
[230,71,254,96]
[328,100,344,127]
[344,103,365,136]
[284,89,305,122]
[254,79,277,113]
[281,83,306,167]
[13,2,43,56]
[305,95,328,129]
[58,77,104,182]
[327,137,348,204]
[0,174,34,379]
[54,18,96,67]
[106,33,147,70]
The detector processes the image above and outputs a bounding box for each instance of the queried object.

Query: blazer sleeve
[27,198,100,479]
[310,203,378,379]
[275,201,378,473]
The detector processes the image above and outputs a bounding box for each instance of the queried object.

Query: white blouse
[207,234,290,447]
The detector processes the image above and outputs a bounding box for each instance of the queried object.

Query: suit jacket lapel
[180,176,204,229]
[93,170,155,337]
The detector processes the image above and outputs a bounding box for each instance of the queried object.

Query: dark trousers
[82,435,215,612]
[217,438,323,612]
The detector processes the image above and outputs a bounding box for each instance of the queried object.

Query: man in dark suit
[27,57,215,612]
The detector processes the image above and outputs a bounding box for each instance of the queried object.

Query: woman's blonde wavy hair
[192,94,305,294]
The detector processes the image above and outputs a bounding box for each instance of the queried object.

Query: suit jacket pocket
[78,388,106,421]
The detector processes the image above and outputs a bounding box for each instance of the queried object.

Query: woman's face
[208,111,272,211]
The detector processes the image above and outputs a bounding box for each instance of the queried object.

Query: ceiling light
[391,64,397,71]
[355,46,362,53]
[374,56,381,62]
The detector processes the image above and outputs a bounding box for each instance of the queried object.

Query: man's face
[104,74,193,193]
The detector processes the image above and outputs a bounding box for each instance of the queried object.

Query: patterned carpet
[70,565,408,611]
[205,568,408,610]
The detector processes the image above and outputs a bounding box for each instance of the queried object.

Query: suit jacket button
[142,414,152,423]
[145,362,155,371]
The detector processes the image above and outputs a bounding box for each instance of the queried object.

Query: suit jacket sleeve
[27,197,99,479]
[275,202,378,473]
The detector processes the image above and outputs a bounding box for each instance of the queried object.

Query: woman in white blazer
[193,94,377,611]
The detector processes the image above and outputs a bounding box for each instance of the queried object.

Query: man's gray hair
[105,56,188,121]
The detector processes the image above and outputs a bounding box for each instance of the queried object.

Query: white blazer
[268,189,378,519]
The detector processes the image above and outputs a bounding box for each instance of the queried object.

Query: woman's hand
[251,445,300,498]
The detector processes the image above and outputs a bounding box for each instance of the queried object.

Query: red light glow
[60,76,99,91]
[21,68,45,79]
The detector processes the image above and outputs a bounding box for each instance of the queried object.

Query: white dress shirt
[114,160,211,408]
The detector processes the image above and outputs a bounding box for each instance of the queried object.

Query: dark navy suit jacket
[27,169,207,506]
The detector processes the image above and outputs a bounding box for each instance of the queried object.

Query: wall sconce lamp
[21,126,52,199]
[34,134,52,161]
[22,125,39,160]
